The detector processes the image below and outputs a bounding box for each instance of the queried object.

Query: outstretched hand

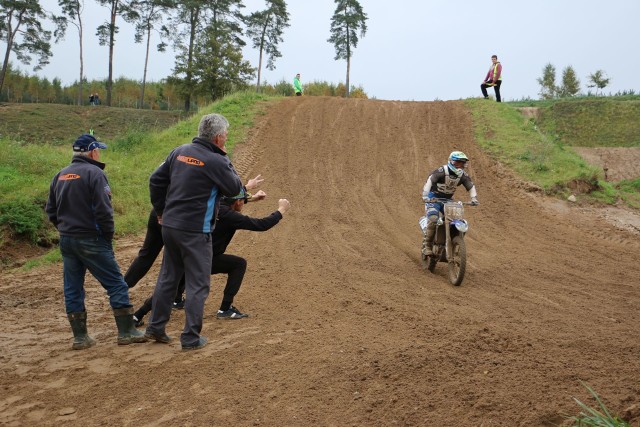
[246,174,264,190]
[278,199,291,215]
[251,190,267,201]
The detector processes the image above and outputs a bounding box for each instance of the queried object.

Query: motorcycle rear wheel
[448,235,467,286]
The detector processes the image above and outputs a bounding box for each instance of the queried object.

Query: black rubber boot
[67,312,96,350]
[113,307,148,345]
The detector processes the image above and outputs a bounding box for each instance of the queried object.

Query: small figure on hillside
[293,73,303,96]
[420,151,479,256]
[481,55,503,102]
[89,93,95,106]
[93,93,101,105]
[45,134,147,350]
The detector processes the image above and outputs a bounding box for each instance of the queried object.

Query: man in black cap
[46,134,147,350]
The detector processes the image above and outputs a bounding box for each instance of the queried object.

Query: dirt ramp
[1,97,639,426]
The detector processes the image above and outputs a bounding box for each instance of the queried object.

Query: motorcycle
[420,198,476,286]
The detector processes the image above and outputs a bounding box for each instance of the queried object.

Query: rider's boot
[422,222,436,256]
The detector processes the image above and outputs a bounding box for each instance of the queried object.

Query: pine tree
[245,0,289,92]
[168,0,245,111]
[328,0,367,98]
[132,0,174,108]
[56,0,86,105]
[0,0,56,95]
[96,0,139,106]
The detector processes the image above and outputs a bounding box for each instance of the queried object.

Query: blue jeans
[59,235,131,313]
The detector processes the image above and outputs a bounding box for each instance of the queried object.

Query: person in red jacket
[481,55,503,102]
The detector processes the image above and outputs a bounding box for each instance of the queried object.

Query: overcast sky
[8,0,640,102]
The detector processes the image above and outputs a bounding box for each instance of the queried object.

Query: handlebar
[424,198,478,206]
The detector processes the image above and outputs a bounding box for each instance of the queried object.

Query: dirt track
[1,97,640,426]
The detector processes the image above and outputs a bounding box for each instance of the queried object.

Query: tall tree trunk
[346,56,351,98]
[0,20,18,96]
[184,8,198,112]
[256,17,269,93]
[0,42,14,96]
[345,24,351,98]
[106,3,118,107]
[256,44,264,92]
[78,11,84,106]
[140,23,151,109]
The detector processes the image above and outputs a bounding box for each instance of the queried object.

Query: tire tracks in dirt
[1,97,639,426]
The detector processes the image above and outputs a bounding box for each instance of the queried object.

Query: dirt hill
[1,97,639,426]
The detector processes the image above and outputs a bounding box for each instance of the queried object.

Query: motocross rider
[420,151,478,256]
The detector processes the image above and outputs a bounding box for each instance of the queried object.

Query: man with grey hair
[46,134,147,350]
[145,113,243,351]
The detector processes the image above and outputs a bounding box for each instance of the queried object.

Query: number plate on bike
[444,203,464,220]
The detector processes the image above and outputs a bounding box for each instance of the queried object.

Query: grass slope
[0,92,277,268]
[466,97,640,208]
[0,103,187,145]
[465,98,600,190]
[509,96,640,148]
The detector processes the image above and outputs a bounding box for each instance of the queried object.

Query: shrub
[0,198,46,242]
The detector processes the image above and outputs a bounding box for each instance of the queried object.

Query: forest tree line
[0,0,369,110]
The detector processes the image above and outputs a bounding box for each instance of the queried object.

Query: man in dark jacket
[124,175,265,324]
[131,187,290,324]
[144,113,243,351]
[45,134,146,350]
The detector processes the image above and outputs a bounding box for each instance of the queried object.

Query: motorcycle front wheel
[427,255,437,273]
[448,235,467,286]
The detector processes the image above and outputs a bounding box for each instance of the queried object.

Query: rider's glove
[471,197,479,206]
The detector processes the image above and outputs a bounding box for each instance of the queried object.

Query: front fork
[444,218,452,262]
[444,219,465,262]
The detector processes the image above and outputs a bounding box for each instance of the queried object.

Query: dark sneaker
[172,298,185,310]
[216,306,249,320]
[133,315,144,327]
[143,330,172,344]
[182,336,208,351]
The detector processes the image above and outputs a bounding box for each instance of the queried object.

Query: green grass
[0,90,279,267]
[0,102,187,145]
[537,99,640,148]
[21,248,61,270]
[566,383,630,427]
[508,97,640,148]
[103,90,276,234]
[465,98,600,192]
[466,97,639,208]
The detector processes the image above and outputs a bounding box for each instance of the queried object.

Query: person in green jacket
[293,73,303,96]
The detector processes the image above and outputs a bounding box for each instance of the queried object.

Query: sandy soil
[572,146,640,182]
[1,97,639,426]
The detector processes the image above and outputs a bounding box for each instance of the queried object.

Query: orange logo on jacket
[59,174,81,180]
[177,155,205,166]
